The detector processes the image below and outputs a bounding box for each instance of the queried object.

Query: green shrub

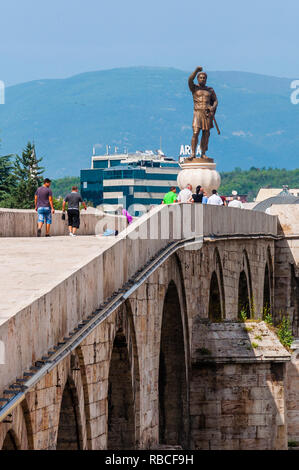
[239,309,247,322]
[277,317,293,349]
[288,441,299,448]
[263,305,273,325]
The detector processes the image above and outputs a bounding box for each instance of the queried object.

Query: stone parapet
[0,208,128,237]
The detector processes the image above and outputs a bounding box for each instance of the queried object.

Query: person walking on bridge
[62,186,87,237]
[35,178,55,237]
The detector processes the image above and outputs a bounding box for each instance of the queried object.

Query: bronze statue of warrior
[188,66,218,159]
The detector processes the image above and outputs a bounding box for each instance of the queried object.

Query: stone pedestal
[177,157,221,196]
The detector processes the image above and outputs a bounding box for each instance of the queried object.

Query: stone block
[257,426,272,439]
[248,414,271,426]
[221,400,245,415]
[213,438,240,450]
[239,438,269,450]
[90,433,107,450]
[88,399,107,420]
[241,374,258,387]
[33,429,52,450]
[89,416,107,438]
[249,387,268,400]
[220,425,256,439]
[33,387,57,410]
[192,439,210,450]
[220,387,240,400]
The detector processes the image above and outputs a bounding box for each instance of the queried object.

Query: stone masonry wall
[286,347,299,443]
[0,208,128,237]
[190,362,287,450]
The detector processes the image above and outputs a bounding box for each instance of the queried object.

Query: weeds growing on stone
[239,309,247,322]
[197,347,212,356]
[288,440,299,448]
[277,317,293,349]
[263,305,273,325]
[244,326,253,332]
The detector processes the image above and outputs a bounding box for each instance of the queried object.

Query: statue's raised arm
[188,66,203,92]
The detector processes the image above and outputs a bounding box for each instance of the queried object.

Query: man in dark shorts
[35,178,55,237]
[62,186,87,237]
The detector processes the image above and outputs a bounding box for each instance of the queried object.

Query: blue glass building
[80,151,180,215]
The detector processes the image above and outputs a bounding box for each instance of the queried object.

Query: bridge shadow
[56,377,83,450]
[159,281,188,448]
[107,330,135,450]
[1,430,19,450]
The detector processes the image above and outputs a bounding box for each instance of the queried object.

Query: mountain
[0,67,298,178]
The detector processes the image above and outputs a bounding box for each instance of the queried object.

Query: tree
[13,142,44,208]
[0,154,15,207]
[0,154,13,198]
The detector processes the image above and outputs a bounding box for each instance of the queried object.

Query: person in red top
[34,178,55,237]
[220,196,227,206]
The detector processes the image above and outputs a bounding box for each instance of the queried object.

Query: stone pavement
[0,236,116,326]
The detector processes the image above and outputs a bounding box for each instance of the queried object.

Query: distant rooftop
[92,149,168,159]
[255,187,299,202]
[90,149,178,169]
[253,187,299,212]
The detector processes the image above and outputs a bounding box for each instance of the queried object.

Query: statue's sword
[213,117,221,135]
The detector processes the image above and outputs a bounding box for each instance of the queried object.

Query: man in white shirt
[207,189,223,205]
[228,196,244,209]
[178,184,193,203]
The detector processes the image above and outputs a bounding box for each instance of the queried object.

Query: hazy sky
[1,0,298,86]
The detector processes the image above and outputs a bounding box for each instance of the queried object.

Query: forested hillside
[0,67,297,178]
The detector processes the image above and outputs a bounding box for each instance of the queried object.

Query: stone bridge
[0,204,298,450]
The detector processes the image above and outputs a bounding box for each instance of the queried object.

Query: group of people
[35,178,87,237]
[35,178,244,238]
[162,184,244,208]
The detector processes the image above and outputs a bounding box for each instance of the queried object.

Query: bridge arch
[56,375,84,450]
[107,301,140,450]
[209,248,225,321]
[158,274,189,448]
[55,346,89,450]
[0,399,32,450]
[1,429,20,450]
[238,250,253,319]
[263,246,274,315]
